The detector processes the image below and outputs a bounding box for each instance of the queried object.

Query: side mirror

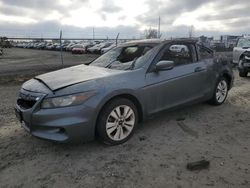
[155,60,174,71]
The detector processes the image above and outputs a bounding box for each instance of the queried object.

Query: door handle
[194,67,205,72]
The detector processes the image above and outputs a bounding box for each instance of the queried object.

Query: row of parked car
[14,40,119,54]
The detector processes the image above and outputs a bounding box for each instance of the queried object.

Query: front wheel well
[239,54,245,60]
[222,73,232,88]
[239,51,248,61]
[98,94,143,123]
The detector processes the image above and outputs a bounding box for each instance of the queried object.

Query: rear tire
[96,98,138,145]
[209,77,229,105]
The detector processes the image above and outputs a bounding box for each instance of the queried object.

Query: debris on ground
[187,160,210,171]
[176,117,186,121]
[139,136,147,141]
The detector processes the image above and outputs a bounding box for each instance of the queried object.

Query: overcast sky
[0,0,249,39]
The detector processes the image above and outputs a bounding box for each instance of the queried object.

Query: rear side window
[159,44,192,66]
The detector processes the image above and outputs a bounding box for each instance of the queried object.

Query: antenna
[59,30,64,68]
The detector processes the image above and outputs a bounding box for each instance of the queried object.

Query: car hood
[35,64,121,91]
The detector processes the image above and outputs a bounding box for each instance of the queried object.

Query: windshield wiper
[105,57,138,70]
[105,59,118,69]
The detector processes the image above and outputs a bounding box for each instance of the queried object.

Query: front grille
[17,98,36,109]
[17,91,41,110]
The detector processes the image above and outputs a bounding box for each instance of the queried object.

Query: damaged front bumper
[239,54,250,71]
[15,88,96,143]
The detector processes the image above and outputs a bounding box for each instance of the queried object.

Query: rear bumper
[15,102,96,143]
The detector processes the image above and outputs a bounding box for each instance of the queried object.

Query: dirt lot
[0,48,250,188]
[0,48,98,84]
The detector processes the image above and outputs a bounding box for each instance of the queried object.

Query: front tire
[239,70,248,77]
[239,59,248,77]
[97,98,138,145]
[209,77,229,105]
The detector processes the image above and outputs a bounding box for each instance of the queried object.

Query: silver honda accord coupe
[15,39,234,145]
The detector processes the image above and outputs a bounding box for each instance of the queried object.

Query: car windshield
[237,38,250,47]
[90,45,154,70]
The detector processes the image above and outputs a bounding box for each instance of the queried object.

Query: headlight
[41,91,96,109]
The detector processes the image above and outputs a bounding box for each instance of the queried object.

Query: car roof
[120,38,199,47]
[124,39,163,45]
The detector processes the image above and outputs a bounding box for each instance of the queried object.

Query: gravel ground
[0,49,250,188]
[0,48,98,84]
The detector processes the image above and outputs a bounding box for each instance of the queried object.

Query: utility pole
[158,16,161,38]
[93,27,95,40]
[59,30,64,68]
[189,25,194,38]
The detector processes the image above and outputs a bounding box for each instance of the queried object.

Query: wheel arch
[239,51,248,61]
[221,71,233,89]
[239,54,244,60]
[94,92,144,136]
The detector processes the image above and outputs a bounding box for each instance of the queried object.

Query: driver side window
[159,44,192,66]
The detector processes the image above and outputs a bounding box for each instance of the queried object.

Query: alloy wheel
[216,80,228,103]
[106,105,135,141]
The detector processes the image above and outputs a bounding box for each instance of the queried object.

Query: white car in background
[233,37,250,64]
[233,37,250,77]
[101,43,116,54]
[169,44,189,53]
[66,43,77,51]
[88,42,112,54]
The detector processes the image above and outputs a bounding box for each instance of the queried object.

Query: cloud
[137,0,250,36]
[0,20,142,39]
[0,0,89,21]
[100,0,122,13]
[0,0,250,38]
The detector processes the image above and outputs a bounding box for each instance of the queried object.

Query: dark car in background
[15,39,234,145]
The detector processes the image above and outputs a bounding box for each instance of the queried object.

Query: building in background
[198,35,214,47]
[220,35,241,49]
